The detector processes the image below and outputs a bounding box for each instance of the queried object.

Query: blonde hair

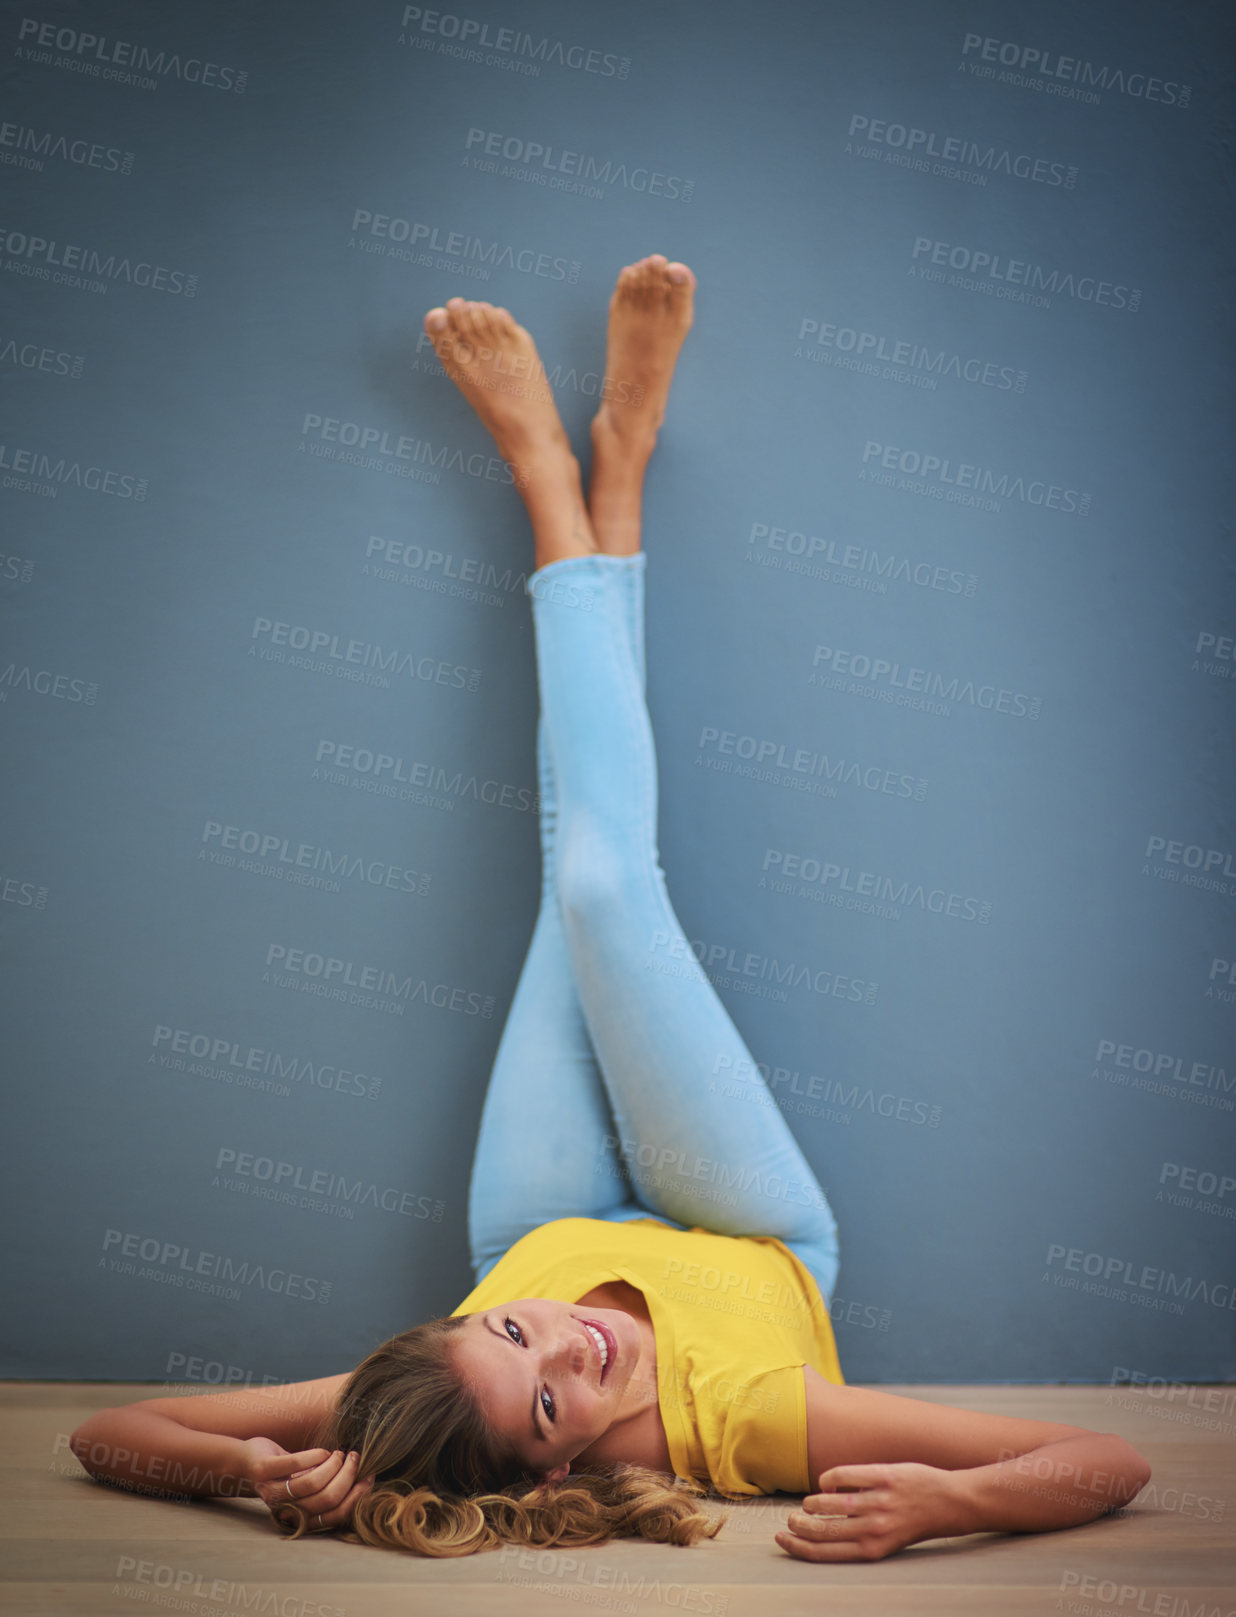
[277,1315,726,1556]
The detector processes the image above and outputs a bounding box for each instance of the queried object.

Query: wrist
[936,1465,986,1537]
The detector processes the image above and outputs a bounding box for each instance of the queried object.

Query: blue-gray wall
[3,0,1233,1387]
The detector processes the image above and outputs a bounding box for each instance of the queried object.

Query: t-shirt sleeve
[713,1364,809,1498]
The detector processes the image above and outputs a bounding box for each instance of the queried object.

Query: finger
[254,1447,332,1483]
[288,1475,373,1534]
[315,1476,374,1531]
[775,1529,885,1563]
[277,1450,347,1500]
[799,1490,876,1516]
[293,1452,363,1513]
[815,1464,888,1492]
[784,1508,864,1543]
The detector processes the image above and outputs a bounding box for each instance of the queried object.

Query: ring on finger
[285,1479,295,1499]
[316,1513,324,1530]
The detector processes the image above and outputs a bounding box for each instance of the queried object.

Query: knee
[557,833,630,932]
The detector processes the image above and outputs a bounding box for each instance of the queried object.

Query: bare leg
[422,296,598,569]
[587,254,696,556]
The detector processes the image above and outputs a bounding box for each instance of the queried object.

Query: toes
[424,307,448,333]
[666,261,694,289]
[446,296,473,336]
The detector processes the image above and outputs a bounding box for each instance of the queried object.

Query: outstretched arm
[777,1367,1151,1562]
[68,1374,368,1530]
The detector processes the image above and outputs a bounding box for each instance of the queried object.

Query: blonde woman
[71,257,1151,1561]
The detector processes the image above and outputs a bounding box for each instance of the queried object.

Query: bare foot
[587,255,696,554]
[422,297,598,567]
[423,298,570,473]
[593,255,696,451]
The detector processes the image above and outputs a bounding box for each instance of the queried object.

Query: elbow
[1101,1432,1152,1500]
[68,1411,111,1477]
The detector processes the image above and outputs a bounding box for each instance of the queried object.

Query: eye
[541,1387,556,1423]
[503,1316,524,1345]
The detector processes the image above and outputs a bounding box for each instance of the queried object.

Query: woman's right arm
[69,1374,350,1499]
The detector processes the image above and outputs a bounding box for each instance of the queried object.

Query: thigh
[466,898,642,1278]
[558,829,840,1260]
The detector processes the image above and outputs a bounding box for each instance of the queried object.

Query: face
[451,1298,648,1482]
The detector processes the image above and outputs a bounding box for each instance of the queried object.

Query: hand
[775,1462,962,1562]
[241,1437,373,1534]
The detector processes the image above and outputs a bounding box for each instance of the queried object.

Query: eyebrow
[482,1311,543,1442]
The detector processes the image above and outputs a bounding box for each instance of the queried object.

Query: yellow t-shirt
[451,1216,844,1497]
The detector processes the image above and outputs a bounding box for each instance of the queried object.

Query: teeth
[584,1322,608,1369]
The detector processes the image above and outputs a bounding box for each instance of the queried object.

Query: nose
[546,1325,588,1379]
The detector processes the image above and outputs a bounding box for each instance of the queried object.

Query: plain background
[2,0,1233,1384]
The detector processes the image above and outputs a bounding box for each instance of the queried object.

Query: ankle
[590,406,657,465]
[506,434,580,492]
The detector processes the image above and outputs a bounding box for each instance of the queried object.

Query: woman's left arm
[777,1368,1152,1562]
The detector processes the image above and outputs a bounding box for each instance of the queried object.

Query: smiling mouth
[577,1317,618,1384]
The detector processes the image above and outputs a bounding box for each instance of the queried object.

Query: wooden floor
[4,1382,1233,1616]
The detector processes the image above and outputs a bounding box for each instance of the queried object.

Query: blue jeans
[467,553,840,1301]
